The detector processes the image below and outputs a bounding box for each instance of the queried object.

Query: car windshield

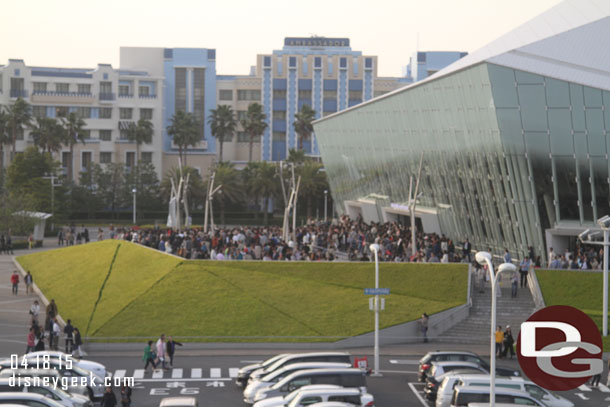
[263,354,288,368]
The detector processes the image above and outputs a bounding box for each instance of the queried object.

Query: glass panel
[548,109,573,155]
[518,85,547,131]
[593,158,610,219]
[586,109,605,156]
[570,83,585,131]
[554,156,579,221]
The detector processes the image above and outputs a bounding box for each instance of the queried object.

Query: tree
[208,105,236,162]
[30,117,63,154]
[243,161,277,225]
[167,110,199,166]
[60,112,86,182]
[125,118,154,162]
[0,108,11,187]
[293,105,315,152]
[209,161,243,225]
[161,166,205,216]
[240,103,267,162]
[296,160,329,219]
[6,98,32,159]
[286,148,306,166]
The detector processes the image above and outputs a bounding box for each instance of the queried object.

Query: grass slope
[18,241,468,341]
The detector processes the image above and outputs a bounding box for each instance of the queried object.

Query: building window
[55,106,69,117]
[272,131,286,141]
[236,110,247,122]
[365,58,373,69]
[126,152,135,167]
[15,127,24,140]
[99,107,112,119]
[348,90,362,100]
[263,56,271,67]
[323,90,336,98]
[56,83,69,93]
[120,108,133,120]
[273,111,286,120]
[33,82,47,93]
[219,89,233,101]
[373,90,388,98]
[99,130,112,141]
[273,89,286,99]
[80,129,91,139]
[298,89,312,100]
[237,90,261,101]
[119,85,130,96]
[100,152,112,164]
[76,107,91,119]
[314,57,322,68]
[289,57,297,68]
[141,152,153,163]
[120,130,129,140]
[32,106,47,117]
[78,84,91,94]
[237,132,260,142]
[340,57,347,69]
[62,151,70,169]
[81,151,92,171]
[140,108,153,120]
[138,86,150,97]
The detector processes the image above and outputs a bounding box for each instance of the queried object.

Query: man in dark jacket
[101,386,117,407]
[166,336,183,367]
[64,319,74,353]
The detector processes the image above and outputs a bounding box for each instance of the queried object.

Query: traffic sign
[364,288,390,295]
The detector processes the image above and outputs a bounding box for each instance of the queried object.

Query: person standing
[495,325,504,358]
[64,319,74,353]
[502,326,515,359]
[511,271,519,298]
[462,238,471,262]
[101,386,117,407]
[142,341,157,372]
[52,318,61,350]
[519,257,531,288]
[5,234,13,254]
[166,336,183,367]
[73,328,83,358]
[29,300,40,324]
[26,327,36,353]
[120,384,132,407]
[420,313,429,343]
[10,270,19,295]
[45,299,58,334]
[24,271,33,295]
[503,249,512,264]
[156,334,167,370]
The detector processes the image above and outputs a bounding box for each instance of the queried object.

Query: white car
[0,392,66,407]
[0,369,88,398]
[237,354,291,387]
[253,385,342,407]
[283,387,374,407]
[24,352,107,379]
[0,377,92,407]
[249,352,351,384]
[244,362,352,402]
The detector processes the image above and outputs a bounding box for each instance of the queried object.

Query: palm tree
[209,161,243,225]
[243,161,277,225]
[126,118,154,162]
[6,98,32,159]
[240,103,267,162]
[61,112,86,182]
[30,117,63,154]
[286,148,306,166]
[208,105,237,162]
[293,105,315,152]
[167,110,199,166]
[296,160,328,219]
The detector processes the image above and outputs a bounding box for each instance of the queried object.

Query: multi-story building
[0,59,164,180]
[403,51,468,83]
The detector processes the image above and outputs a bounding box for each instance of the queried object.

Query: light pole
[42,173,60,231]
[475,251,517,407]
[132,188,137,224]
[369,243,381,377]
[324,190,328,222]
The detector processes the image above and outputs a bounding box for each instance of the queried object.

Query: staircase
[441,273,538,343]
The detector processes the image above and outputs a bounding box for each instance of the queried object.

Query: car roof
[275,368,363,387]
[307,403,354,407]
[433,361,481,368]
[0,369,60,376]
[458,375,525,383]
[427,351,478,357]
[0,392,63,406]
[297,388,362,397]
[455,385,532,396]
[274,362,352,373]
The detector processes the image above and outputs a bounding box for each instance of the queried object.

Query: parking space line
[191,368,202,378]
[408,382,429,407]
[152,370,163,379]
[579,384,592,391]
[133,369,145,379]
[598,384,610,393]
[113,370,126,378]
[210,368,221,378]
[171,368,183,378]
[229,368,239,378]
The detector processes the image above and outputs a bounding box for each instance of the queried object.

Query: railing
[10,89,28,98]
[527,268,546,310]
[33,91,93,97]
[139,94,157,99]
[99,92,116,101]
[118,93,134,98]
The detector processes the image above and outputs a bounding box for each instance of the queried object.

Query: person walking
[502,326,515,359]
[24,271,33,295]
[519,257,531,288]
[503,249,512,264]
[495,325,504,358]
[64,319,74,353]
[120,384,132,407]
[101,386,117,407]
[26,327,36,353]
[156,334,168,370]
[166,336,183,367]
[10,270,19,295]
[511,271,519,298]
[51,318,61,350]
[142,341,157,372]
[29,300,40,324]
[420,313,429,343]
[73,328,83,358]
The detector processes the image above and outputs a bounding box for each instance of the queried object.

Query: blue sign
[364,288,390,295]
[284,37,350,47]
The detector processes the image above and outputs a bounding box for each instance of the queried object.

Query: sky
[1,0,562,77]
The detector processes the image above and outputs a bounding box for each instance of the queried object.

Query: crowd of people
[142,333,182,373]
[547,246,606,270]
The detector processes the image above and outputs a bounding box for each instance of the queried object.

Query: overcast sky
[1,0,561,77]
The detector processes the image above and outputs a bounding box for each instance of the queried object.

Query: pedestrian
[101,386,117,407]
[502,326,515,359]
[142,340,157,372]
[495,325,504,358]
[420,313,429,343]
[519,257,531,288]
[27,234,33,250]
[26,327,36,353]
[10,270,19,295]
[503,249,511,264]
[511,271,518,298]
[64,319,74,353]
[120,384,132,407]
[462,238,471,262]
[34,327,45,351]
[166,336,183,367]
[24,271,33,295]
[5,234,13,254]
[45,299,58,334]
[29,300,40,324]
[591,372,601,387]
[52,318,61,350]
[73,328,83,358]
[156,334,168,370]
[58,229,64,246]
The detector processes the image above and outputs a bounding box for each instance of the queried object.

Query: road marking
[599,384,610,393]
[133,369,145,379]
[171,368,183,378]
[191,368,202,378]
[229,368,239,378]
[379,370,418,375]
[133,377,232,383]
[578,384,592,392]
[389,359,420,365]
[210,368,221,378]
[408,382,429,407]
[152,370,164,379]
[575,393,590,400]
[240,360,262,363]
[113,369,126,378]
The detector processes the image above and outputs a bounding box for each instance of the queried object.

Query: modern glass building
[313,0,610,262]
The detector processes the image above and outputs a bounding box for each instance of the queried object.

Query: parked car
[0,392,67,407]
[244,362,352,402]
[307,403,357,407]
[253,385,343,407]
[424,368,487,401]
[25,351,107,379]
[0,368,88,398]
[236,354,292,387]
[252,368,367,405]
[418,351,520,382]
[450,385,546,407]
[249,352,352,384]
[0,377,92,407]
[159,397,198,407]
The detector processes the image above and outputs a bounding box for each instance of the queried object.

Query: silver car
[0,392,66,407]
[0,377,91,407]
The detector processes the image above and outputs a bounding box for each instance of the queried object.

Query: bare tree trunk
[219,137,224,162]
[263,196,268,226]
[249,135,254,162]
[68,144,74,182]
[220,196,225,225]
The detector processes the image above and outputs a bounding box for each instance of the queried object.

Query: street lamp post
[132,188,137,224]
[369,243,381,377]
[475,251,517,407]
[324,190,328,222]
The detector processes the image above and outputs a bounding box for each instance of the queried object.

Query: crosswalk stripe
[191,368,202,378]
[114,369,126,378]
[578,384,592,391]
[133,369,145,379]
[172,368,183,378]
[598,384,610,393]
[210,368,221,378]
[229,368,239,378]
[152,370,163,379]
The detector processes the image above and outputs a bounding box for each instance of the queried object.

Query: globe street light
[324,190,328,222]
[369,243,381,376]
[475,251,517,407]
